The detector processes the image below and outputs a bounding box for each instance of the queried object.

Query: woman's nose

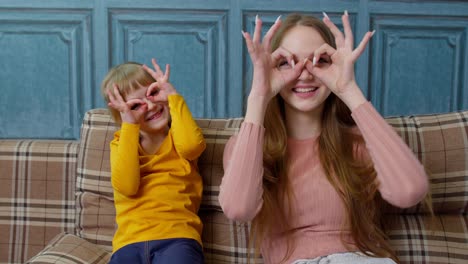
[299,67,313,81]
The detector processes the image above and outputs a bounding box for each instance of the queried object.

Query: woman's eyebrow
[279,46,315,60]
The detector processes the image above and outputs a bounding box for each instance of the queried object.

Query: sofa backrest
[75,108,468,263]
[385,111,468,214]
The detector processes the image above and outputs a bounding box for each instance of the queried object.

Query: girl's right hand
[107,84,148,124]
[244,15,303,103]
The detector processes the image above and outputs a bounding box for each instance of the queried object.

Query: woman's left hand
[305,11,374,98]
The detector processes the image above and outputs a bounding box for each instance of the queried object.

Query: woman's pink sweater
[218,102,429,264]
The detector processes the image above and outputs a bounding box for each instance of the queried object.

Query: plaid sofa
[1,108,467,264]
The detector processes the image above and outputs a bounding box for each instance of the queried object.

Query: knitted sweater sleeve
[352,102,429,208]
[218,122,265,221]
[168,94,206,161]
[110,123,141,196]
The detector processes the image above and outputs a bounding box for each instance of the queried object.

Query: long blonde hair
[249,13,399,263]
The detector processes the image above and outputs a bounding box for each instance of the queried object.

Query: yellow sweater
[110,94,206,253]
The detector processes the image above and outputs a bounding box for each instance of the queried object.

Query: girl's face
[124,85,170,135]
[278,25,332,116]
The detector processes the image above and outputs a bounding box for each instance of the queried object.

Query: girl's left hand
[305,11,374,97]
[142,58,177,102]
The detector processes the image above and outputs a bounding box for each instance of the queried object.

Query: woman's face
[278,25,332,116]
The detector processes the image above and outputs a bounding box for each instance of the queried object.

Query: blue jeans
[109,238,204,264]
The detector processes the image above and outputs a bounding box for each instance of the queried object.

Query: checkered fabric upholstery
[382,111,468,263]
[0,140,78,263]
[1,108,467,263]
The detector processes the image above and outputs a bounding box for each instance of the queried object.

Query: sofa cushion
[384,214,468,263]
[385,110,468,214]
[27,232,110,263]
[0,140,78,264]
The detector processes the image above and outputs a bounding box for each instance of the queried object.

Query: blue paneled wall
[1,0,467,139]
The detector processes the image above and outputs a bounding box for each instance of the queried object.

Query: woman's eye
[318,57,331,64]
[277,60,290,69]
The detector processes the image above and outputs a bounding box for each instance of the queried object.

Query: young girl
[218,12,429,264]
[102,59,206,263]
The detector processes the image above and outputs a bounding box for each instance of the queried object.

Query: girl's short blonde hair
[101,62,155,123]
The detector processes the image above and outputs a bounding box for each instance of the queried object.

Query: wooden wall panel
[0,9,92,139]
[0,0,467,139]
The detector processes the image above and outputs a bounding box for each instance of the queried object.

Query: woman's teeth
[293,87,318,93]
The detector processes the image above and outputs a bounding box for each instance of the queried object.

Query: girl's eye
[130,103,141,111]
[149,89,159,96]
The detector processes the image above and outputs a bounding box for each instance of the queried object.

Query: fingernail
[312,57,317,66]
[291,59,295,68]
[241,30,246,37]
[303,58,309,66]
[322,12,329,20]
[255,14,259,24]
[344,10,348,16]
[371,30,376,36]
[275,15,281,23]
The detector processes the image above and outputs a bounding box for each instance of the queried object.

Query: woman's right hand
[244,15,303,103]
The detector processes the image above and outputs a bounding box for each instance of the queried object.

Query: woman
[218,12,429,264]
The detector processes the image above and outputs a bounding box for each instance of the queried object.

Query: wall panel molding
[0,1,468,139]
[370,15,467,116]
[109,8,228,117]
[0,8,92,139]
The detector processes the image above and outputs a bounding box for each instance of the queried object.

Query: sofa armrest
[0,140,78,263]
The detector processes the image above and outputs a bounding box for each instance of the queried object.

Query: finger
[289,59,305,78]
[106,88,117,103]
[242,31,256,57]
[153,95,168,103]
[252,15,263,45]
[135,103,148,115]
[263,15,282,52]
[165,64,171,79]
[274,62,304,94]
[352,30,374,61]
[142,64,156,77]
[152,58,163,75]
[303,58,326,82]
[271,47,294,67]
[342,11,354,49]
[304,58,314,74]
[312,43,336,66]
[146,82,160,97]
[322,14,344,47]
[148,91,168,103]
[107,85,128,112]
[112,84,126,103]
